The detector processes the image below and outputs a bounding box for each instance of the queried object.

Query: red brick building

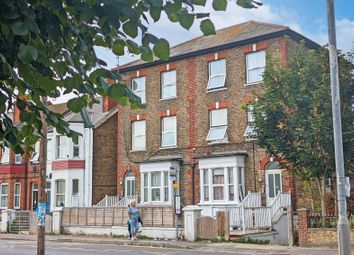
[0,103,67,211]
[105,21,319,214]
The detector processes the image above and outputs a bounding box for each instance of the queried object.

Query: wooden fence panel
[60,206,174,227]
[104,208,114,226]
[61,208,70,226]
[197,216,217,240]
[78,208,87,225]
[87,208,96,226]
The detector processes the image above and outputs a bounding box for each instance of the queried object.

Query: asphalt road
[0,239,352,255]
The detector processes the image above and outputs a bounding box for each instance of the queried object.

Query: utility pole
[37,96,48,255]
[326,1,351,254]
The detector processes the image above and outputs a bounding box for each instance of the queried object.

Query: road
[0,239,351,255]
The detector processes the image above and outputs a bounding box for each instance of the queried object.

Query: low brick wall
[307,228,354,247]
[297,208,354,247]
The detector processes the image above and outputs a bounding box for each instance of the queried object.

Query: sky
[96,0,354,69]
[53,0,354,103]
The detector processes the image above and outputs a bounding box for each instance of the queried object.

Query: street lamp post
[326,1,351,254]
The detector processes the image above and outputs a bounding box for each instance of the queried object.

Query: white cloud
[308,18,354,52]
[96,2,354,68]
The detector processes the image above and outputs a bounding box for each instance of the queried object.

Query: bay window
[200,163,245,204]
[141,170,171,203]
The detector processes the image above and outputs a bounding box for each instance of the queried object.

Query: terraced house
[0,100,105,212]
[101,21,320,218]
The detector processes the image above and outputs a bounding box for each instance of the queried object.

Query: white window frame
[47,139,52,161]
[132,120,146,151]
[0,183,9,209]
[132,76,146,104]
[15,153,22,164]
[244,105,257,138]
[31,142,40,162]
[73,139,80,158]
[161,70,176,99]
[199,156,245,205]
[207,59,226,90]
[202,169,209,201]
[246,50,266,84]
[14,183,21,209]
[1,147,10,164]
[161,116,177,147]
[56,136,67,159]
[211,168,225,201]
[206,108,228,142]
[55,180,65,207]
[125,171,136,197]
[140,162,175,204]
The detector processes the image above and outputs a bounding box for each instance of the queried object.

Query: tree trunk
[316,176,327,216]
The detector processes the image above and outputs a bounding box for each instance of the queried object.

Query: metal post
[37,96,47,255]
[174,190,178,240]
[326,1,351,254]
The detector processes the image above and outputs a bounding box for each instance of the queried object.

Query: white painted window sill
[130,149,146,152]
[159,96,177,101]
[207,140,229,145]
[206,87,228,93]
[244,81,263,87]
[159,146,178,150]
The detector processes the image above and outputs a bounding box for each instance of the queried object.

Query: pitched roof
[48,102,68,114]
[115,21,319,72]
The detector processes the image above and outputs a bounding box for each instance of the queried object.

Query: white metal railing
[94,195,120,207]
[270,192,291,217]
[114,195,138,207]
[211,191,291,233]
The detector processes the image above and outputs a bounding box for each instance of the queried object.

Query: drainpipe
[252,141,256,191]
[192,163,195,205]
[24,154,28,210]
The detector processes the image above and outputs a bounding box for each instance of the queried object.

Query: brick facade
[114,26,301,207]
[92,112,118,204]
[0,150,41,211]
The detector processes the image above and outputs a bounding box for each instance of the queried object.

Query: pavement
[0,233,351,255]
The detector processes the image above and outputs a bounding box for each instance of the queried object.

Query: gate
[9,211,30,233]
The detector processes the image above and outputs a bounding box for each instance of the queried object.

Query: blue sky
[96,0,354,69]
[55,1,354,103]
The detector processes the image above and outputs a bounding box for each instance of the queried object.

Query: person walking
[128,201,140,240]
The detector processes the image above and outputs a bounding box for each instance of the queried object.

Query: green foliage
[232,237,270,244]
[0,0,261,153]
[253,41,354,198]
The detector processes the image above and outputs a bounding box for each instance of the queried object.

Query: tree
[0,0,262,154]
[253,42,354,215]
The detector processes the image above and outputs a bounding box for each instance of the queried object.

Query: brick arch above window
[119,163,139,179]
[259,156,271,171]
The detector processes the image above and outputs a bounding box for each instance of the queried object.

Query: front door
[266,170,282,205]
[125,172,136,197]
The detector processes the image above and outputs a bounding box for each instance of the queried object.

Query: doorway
[265,162,282,205]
